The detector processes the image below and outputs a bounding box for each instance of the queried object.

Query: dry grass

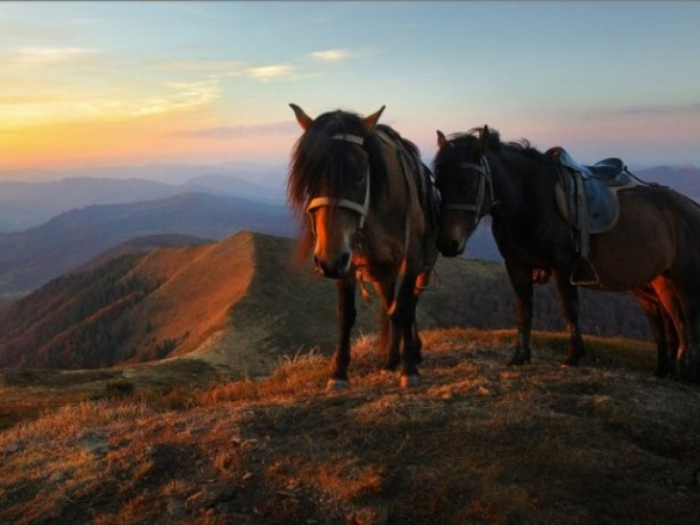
[1,328,699,525]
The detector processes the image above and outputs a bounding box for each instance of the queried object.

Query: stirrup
[570,258,600,286]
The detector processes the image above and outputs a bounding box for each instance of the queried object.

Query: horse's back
[589,185,699,289]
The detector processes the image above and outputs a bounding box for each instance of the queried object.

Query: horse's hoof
[400,374,420,388]
[508,355,530,366]
[326,378,349,391]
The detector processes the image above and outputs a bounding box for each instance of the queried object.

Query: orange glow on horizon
[0,114,296,172]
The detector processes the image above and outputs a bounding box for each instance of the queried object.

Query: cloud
[9,47,100,66]
[136,79,220,116]
[620,102,700,115]
[246,64,295,81]
[310,49,353,62]
[170,121,297,139]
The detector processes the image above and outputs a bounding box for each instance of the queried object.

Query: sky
[1,1,699,181]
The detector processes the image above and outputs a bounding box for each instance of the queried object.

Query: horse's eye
[357,170,367,184]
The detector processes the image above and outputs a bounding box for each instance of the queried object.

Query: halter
[442,155,496,224]
[305,133,370,228]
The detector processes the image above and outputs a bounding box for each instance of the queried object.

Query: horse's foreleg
[506,260,534,365]
[553,269,585,366]
[410,318,423,365]
[394,278,421,387]
[328,273,357,390]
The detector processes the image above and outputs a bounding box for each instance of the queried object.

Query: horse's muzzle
[314,251,352,278]
[437,237,466,257]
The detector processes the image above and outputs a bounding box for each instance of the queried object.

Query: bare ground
[1,328,699,524]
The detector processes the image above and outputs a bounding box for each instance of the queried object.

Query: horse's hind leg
[375,275,422,385]
[328,273,357,390]
[649,275,690,380]
[374,277,401,371]
[632,286,676,377]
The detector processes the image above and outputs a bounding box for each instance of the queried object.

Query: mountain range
[0,168,286,233]
[0,192,294,297]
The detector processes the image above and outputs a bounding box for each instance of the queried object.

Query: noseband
[306,133,370,229]
[442,156,496,224]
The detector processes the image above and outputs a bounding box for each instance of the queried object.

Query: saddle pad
[554,175,637,234]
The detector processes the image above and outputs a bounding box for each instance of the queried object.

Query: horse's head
[288,104,385,278]
[433,126,496,257]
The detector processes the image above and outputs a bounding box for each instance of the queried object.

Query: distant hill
[0,192,293,296]
[0,170,286,232]
[635,164,700,199]
[0,231,650,373]
[0,177,185,232]
[72,233,213,273]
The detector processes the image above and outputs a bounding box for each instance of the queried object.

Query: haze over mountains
[0,164,287,232]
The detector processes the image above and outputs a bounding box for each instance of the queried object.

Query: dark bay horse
[287,104,439,389]
[433,126,700,382]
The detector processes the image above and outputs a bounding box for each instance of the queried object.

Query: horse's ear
[478,125,490,154]
[361,105,385,133]
[290,103,314,131]
[437,130,448,149]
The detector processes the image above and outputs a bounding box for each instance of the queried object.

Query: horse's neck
[489,154,555,227]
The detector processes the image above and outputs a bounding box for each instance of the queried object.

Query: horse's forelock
[287,110,368,217]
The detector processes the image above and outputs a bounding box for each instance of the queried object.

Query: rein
[442,156,496,222]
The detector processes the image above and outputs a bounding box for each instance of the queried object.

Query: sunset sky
[1,1,699,180]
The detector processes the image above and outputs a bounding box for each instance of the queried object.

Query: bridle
[305,133,370,229]
[303,129,418,316]
[441,155,496,224]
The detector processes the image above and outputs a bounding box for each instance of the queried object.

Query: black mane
[433,126,549,180]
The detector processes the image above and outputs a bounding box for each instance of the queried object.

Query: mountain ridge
[0,230,651,375]
[0,192,294,297]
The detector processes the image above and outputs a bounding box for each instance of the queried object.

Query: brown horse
[287,104,439,389]
[433,126,700,382]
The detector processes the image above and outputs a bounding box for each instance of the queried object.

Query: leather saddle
[547,146,636,235]
[547,146,640,285]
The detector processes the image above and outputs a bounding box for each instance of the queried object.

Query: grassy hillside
[1,329,698,524]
